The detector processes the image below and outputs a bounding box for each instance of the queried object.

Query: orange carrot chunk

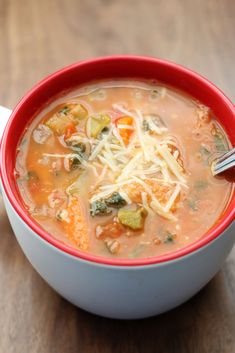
[64,123,77,140]
[116,116,134,145]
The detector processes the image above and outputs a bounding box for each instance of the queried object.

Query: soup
[15,81,232,259]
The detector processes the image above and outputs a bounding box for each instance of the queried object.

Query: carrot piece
[62,198,89,250]
[116,116,134,145]
[64,123,77,140]
[96,221,123,239]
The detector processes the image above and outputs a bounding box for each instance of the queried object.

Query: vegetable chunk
[118,207,146,230]
[90,200,112,216]
[95,221,123,239]
[46,103,88,135]
[105,239,120,254]
[69,104,88,120]
[60,198,89,250]
[116,116,134,145]
[105,192,127,208]
[15,81,232,260]
[33,124,52,144]
[88,114,111,138]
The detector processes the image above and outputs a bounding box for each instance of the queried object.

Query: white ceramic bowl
[0,56,234,319]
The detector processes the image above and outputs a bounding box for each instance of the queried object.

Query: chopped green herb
[66,141,86,152]
[214,133,227,152]
[68,187,79,195]
[77,143,86,153]
[56,212,63,221]
[188,198,198,211]
[194,180,208,190]
[26,171,39,181]
[98,126,110,140]
[69,146,86,171]
[101,126,109,133]
[70,156,81,170]
[164,231,175,243]
[142,120,150,131]
[59,106,70,115]
[200,145,211,156]
[105,192,127,208]
[199,145,211,165]
[56,209,69,222]
[90,200,112,217]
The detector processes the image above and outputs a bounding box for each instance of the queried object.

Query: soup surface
[15,80,232,259]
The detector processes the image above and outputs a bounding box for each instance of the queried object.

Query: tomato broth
[15,81,232,259]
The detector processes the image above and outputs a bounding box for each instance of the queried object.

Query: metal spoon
[211,148,235,175]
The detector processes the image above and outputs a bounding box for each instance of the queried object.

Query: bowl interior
[1,56,235,266]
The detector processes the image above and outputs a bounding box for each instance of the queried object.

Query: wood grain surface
[0,0,235,352]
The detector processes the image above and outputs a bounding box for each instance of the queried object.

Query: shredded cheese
[132,176,162,208]
[99,165,108,180]
[119,190,132,205]
[148,120,163,135]
[116,152,143,182]
[157,144,186,182]
[112,126,126,148]
[113,104,138,120]
[141,192,154,216]
[135,109,150,161]
[164,184,181,212]
[89,127,113,161]
[109,144,123,150]
[117,124,134,130]
[150,201,176,220]
[61,103,189,221]
[86,117,92,138]
[133,166,161,176]
[89,189,114,203]
[89,164,99,177]
[99,178,136,191]
[98,155,117,172]
[173,150,179,159]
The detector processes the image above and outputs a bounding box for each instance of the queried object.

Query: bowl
[0,56,235,319]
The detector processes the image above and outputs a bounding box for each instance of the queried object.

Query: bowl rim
[1,55,235,267]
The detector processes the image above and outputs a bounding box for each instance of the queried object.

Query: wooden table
[0,0,235,352]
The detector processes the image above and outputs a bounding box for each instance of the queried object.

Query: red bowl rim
[1,55,235,267]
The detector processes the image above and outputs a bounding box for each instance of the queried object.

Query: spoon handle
[212,147,235,175]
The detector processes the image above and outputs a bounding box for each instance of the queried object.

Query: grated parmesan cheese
[119,190,132,205]
[141,192,154,216]
[89,189,114,203]
[89,127,113,161]
[116,152,143,182]
[86,117,92,138]
[98,155,117,172]
[117,124,134,130]
[157,144,186,182]
[63,103,189,221]
[164,184,181,212]
[135,109,150,161]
